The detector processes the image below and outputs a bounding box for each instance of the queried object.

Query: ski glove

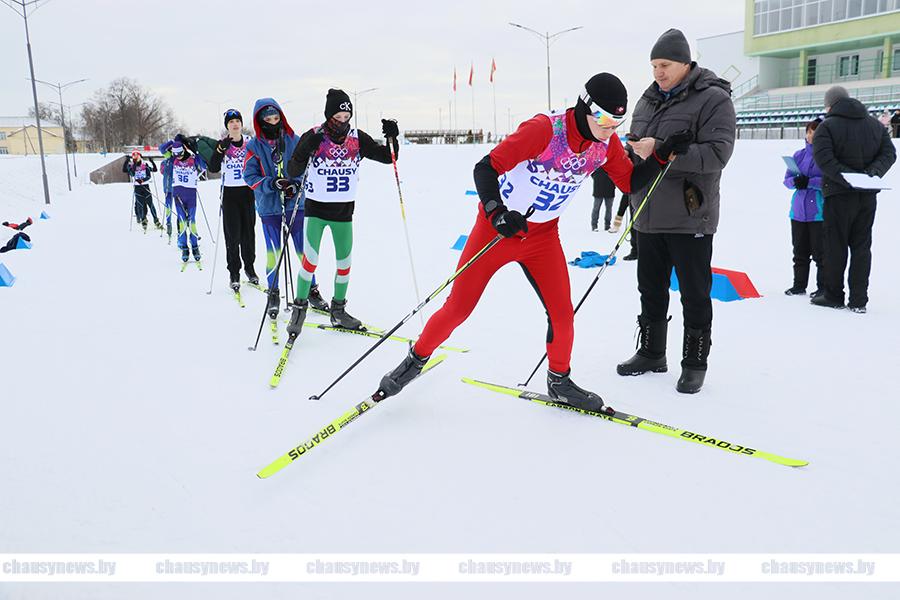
[217,136,232,154]
[382,118,399,139]
[793,174,809,189]
[654,130,694,162]
[490,206,528,238]
[298,131,325,157]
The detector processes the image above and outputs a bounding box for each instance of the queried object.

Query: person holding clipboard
[782,119,825,298]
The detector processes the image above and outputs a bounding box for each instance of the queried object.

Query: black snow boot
[547,369,604,412]
[246,270,260,286]
[266,287,281,319]
[191,245,201,261]
[181,247,190,262]
[330,298,362,330]
[676,327,711,394]
[379,348,430,397]
[286,299,308,337]
[617,316,668,376]
[308,284,330,312]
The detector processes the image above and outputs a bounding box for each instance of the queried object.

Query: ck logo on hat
[339,102,351,111]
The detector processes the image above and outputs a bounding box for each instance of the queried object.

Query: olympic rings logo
[328,146,349,158]
[561,156,588,171]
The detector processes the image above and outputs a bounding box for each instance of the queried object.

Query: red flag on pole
[468,63,474,87]
[453,67,457,92]
[490,58,496,83]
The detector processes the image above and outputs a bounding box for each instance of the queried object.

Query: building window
[754,0,899,35]
[0,132,6,140]
[893,47,900,70]
[0,147,9,155]
[839,54,860,76]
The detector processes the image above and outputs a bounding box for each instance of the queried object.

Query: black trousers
[822,192,877,307]
[790,219,824,291]
[636,231,713,330]
[222,185,257,279]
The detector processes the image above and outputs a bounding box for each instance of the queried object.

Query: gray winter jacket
[628,65,736,234]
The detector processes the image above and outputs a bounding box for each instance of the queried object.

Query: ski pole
[129,185,135,231]
[249,166,309,352]
[388,140,424,328]
[205,180,225,295]
[519,161,674,387]
[308,212,522,402]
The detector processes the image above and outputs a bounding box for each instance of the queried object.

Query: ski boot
[154,220,163,230]
[191,245,202,261]
[141,219,148,232]
[608,215,622,233]
[181,246,190,263]
[229,274,240,293]
[784,286,806,296]
[266,287,281,319]
[330,298,362,330]
[617,316,668,376]
[547,369,604,412]
[286,299,308,338]
[308,284,330,312]
[379,348,430,398]
[246,270,260,286]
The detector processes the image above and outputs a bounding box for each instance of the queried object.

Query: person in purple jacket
[783,119,825,297]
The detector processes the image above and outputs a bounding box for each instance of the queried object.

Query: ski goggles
[579,90,627,128]
[224,108,242,123]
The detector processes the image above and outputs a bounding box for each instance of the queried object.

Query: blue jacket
[782,143,823,222]
[243,98,304,217]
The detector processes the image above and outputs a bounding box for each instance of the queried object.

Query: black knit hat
[650,28,691,64]
[224,108,242,127]
[325,89,353,120]
[579,73,628,118]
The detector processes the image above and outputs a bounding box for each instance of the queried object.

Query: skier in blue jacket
[243,98,327,320]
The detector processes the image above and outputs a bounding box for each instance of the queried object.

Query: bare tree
[79,78,180,152]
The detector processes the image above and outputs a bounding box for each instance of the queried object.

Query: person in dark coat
[616,28,736,394]
[590,169,616,231]
[810,86,896,313]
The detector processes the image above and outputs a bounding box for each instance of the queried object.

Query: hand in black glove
[298,131,325,157]
[490,206,528,238]
[382,118,399,139]
[865,165,883,178]
[217,136,232,154]
[793,174,809,189]
[655,130,694,161]
[273,178,291,192]
[283,183,298,198]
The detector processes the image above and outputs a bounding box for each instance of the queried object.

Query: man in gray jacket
[616,28,736,394]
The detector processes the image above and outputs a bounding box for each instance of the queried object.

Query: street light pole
[33,78,88,192]
[350,88,378,134]
[5,0,53,204]
[509,23,583,111]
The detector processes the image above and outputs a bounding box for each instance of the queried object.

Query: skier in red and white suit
[380,73,691,410]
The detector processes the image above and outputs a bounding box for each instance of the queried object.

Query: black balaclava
[258,105,282,140]
[323,88,353,143]
[573,73,628,143]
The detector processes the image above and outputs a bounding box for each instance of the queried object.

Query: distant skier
[284,88,400,336]
[160,136,207,264]
[378,73,691,411]
[243,98,327,320]
[158,144,175,242]
[122,151,161,232]
[208,108,260,291]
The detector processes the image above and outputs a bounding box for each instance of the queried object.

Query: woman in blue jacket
[243,98,326,319]
[783,119,825,297]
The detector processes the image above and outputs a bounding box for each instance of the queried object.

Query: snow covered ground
[1,143,899,599]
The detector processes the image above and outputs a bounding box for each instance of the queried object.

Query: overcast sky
[1,0,744,138]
